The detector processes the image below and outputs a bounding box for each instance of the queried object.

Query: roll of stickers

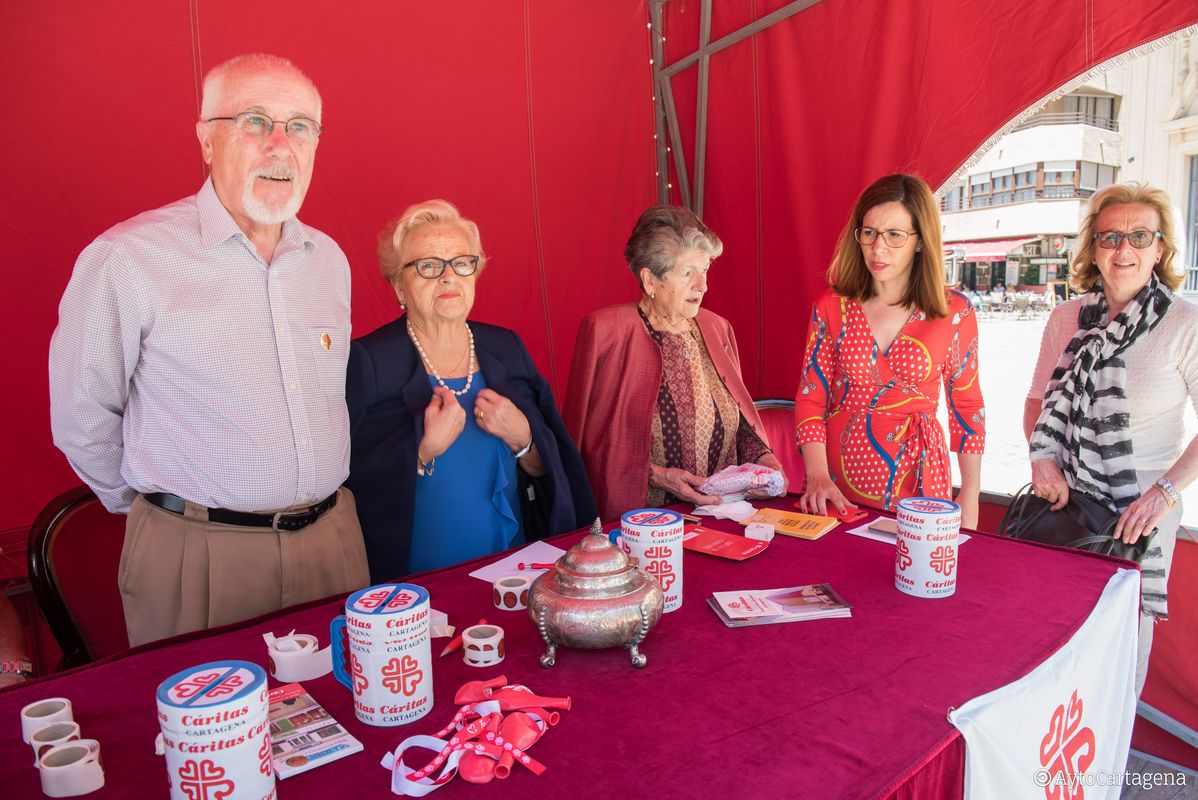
[30,720,81,766]
[619,508,685,612]
[38,739,104,797]
[894,497,961,599]
[156,660,274,800]
[462,624,505,667]
[263,630,333,683]
[330,583,434,727]
[492,575,532,611]
[20,697,73,744]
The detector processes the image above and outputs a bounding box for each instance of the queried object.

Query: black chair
[28,485,129,669]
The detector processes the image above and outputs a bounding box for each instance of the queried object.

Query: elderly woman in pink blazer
[565,205,785,521]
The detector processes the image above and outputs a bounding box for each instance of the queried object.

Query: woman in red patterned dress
[794,174,986,528]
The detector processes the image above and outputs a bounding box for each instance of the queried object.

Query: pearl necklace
[407,320,476,396]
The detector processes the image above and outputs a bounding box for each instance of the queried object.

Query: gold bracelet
[1153,483,1176,508]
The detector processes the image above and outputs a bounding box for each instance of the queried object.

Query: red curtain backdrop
[0,1,656,534]
[3,0,1197,537]
[660,0,1198,399]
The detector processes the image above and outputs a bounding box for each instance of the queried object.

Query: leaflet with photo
[708,583,852,627]
[268,683,363,779]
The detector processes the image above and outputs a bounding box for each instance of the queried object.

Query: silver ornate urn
[527,519,664,668]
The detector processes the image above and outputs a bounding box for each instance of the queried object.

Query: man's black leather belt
[143,492,338,532]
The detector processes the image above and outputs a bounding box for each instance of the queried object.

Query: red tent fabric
[1,0,656,533]
[1132,536,1198,771]
[3,0,1197,542]
[658,0,1198,398]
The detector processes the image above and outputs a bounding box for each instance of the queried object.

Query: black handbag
[997,483,1151,563]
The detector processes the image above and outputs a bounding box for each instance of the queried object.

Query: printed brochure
[268,683,363,778]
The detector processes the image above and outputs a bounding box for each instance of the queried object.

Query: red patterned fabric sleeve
[942,291,986,454]
[795,293,841,447]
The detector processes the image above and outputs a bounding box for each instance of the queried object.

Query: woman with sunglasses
[346,200,595,581]
[1024,183,1198,693]
[795,174,986,528]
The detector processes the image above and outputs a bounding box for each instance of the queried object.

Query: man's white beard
[243,167,303,225]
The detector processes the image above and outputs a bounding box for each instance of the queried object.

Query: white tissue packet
[693,500,758,521]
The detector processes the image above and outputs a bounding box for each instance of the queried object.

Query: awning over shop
[950,238,1038,262]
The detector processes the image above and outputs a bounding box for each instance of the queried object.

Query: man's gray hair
[624,205,723,286]
[199,53,322,120]
[378,200,485,285]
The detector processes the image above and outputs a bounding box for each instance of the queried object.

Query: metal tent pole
[693,0,712,218]
[651,0,825,214]
[660,0,823,80]
[649,1,670,204]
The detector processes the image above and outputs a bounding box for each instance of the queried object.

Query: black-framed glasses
[855,227,918,247]
[1093,229,1161,250]
[403,255,480,279]
[205,111,322,143]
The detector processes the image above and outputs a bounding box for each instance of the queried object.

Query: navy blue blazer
[345,316,597,583]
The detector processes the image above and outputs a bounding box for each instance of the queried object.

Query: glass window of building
[941,185,965,212]
[969,172,990,207]
[1043,160,1076,198]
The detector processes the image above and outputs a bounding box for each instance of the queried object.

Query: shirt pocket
[309,323,350,397]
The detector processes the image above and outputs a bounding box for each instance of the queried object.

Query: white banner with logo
[949,568,1139,800]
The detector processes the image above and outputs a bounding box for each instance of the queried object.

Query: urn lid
[544,519,648,596]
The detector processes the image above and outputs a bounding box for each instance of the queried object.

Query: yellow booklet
[740,507,839,540]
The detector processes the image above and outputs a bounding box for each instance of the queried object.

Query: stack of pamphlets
[707,583,852,627]
[268,683,363,779]
[739,508,839,540]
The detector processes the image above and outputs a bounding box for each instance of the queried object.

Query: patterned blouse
[794,290,985,511]
[639,307,770,506]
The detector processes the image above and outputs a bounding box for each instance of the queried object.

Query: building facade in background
[940,33,1198,302]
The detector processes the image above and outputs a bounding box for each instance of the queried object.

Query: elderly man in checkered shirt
[49,53,369,646]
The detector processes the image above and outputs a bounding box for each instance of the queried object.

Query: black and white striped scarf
[1030,275,1172,512]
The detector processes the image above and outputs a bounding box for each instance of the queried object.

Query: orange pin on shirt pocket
[309,324,349,396]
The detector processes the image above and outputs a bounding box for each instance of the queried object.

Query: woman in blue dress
[346,200,595,582]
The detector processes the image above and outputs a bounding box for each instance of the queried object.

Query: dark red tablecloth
[1,500,1127,799]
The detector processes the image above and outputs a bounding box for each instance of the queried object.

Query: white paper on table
[467,540,568,583]
[844,518,971,545]
[693,499,757,522]
[429,609,454,639]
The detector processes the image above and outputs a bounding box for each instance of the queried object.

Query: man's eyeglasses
[1093,230,1161,250]
[855,227,918,247]
[205,112,322,143]
[403,256,481,279]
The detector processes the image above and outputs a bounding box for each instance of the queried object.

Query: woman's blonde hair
[827,174,947,318]
[1069,183,1180,292]
[377,200,485,286]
